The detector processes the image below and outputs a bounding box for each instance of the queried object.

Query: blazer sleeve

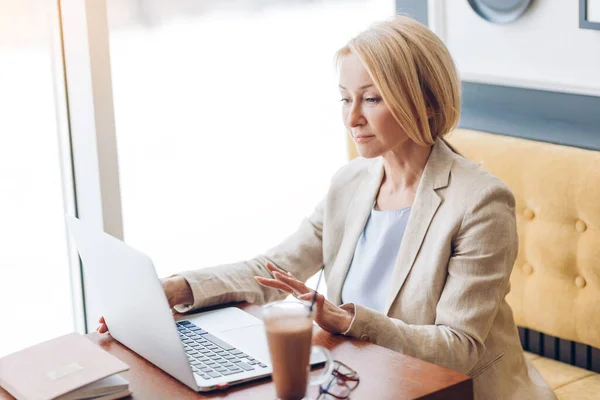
[172,199,325,313]
[339,184,518,374]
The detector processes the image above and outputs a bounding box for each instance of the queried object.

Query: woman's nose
[345,102,365,128]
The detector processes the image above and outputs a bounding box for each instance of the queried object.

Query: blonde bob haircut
[335,15,461,147]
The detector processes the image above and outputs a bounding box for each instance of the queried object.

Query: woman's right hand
[97,316,109,334]
[95,275,193,334]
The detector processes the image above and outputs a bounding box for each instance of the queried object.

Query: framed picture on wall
[580,0,600,30]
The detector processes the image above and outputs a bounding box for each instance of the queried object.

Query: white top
[341,204,412,313]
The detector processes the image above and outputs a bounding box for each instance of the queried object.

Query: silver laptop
[65,216,325,392]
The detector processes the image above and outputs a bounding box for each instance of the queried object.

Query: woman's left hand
[255,262,354,334]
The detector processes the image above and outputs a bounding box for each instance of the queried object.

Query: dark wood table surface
[0,303,472,399]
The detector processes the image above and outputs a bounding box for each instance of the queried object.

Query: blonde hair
[335,15,461,146]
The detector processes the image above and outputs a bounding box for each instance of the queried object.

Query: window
[106,1,393,291]
[0,0,75,357]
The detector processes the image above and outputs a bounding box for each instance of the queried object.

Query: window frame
[58,0,124,333]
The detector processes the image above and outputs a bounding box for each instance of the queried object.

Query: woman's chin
[356,147,381,159]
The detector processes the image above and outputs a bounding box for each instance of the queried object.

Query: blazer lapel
[384,139,454,314]
[329,159,384,305]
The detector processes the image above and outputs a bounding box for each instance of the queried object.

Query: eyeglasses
[317,360,360,399]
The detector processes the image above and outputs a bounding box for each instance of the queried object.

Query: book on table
[0,332,131,400]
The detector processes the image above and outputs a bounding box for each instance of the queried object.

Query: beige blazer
[177,139,556,400]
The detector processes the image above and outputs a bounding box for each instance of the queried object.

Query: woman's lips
[354,135,375,143]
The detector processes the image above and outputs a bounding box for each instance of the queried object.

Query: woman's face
[338,52,408,158]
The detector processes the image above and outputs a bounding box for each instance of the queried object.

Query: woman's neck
[380,141,432,194]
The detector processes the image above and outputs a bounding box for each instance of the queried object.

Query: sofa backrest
[447,129,600,350]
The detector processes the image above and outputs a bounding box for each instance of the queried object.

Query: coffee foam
[263,303,313,332]
[265,315,313,332]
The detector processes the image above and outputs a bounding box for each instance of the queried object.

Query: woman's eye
[340,97,381,104]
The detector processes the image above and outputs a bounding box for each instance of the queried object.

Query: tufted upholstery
[446,129,600,349]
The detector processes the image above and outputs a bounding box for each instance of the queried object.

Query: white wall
[429,0,600,96]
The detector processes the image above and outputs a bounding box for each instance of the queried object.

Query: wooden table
[0,304,472,399]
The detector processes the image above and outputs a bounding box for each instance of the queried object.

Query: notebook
[0,332,130,400]
[55,375,130,400]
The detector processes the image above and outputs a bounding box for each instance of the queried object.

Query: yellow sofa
[347,129,600,398]
[448,129,600,399]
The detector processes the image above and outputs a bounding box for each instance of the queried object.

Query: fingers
[96,322,108,334]
[298,292,314,301]
[96,316,108,334]
[255,276,297,295]
[263,262,305,296]
[265,262,282,275]
[266,262,296,278]
[271,271,308,294]
[298,291,324,307]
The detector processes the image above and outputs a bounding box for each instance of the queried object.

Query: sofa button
[523,263,534,275]
[575,276,586,288]
[360,334,370,341]
[576,220,587,233]
[523,209,535,220]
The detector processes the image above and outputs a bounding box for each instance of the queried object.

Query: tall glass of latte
[262,301,334,400]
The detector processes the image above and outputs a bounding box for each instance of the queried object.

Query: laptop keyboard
[177,320,268,380]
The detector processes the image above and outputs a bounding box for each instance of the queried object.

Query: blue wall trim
[460,82,600,150]
[395,0,600,150]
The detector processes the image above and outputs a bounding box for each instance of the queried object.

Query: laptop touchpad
[184,307,263,333]
[219,324,272,364]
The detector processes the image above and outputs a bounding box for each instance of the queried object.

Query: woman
[99,16,555,400]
